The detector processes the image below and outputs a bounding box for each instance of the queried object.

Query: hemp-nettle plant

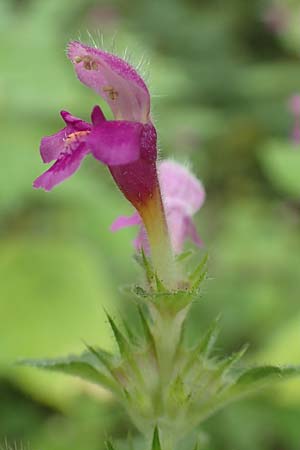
[24,41,300,450]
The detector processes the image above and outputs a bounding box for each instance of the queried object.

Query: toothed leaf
[234,365,300,388]
[141,248,154,284]
[138,306,157,355]
[174,315,187,359]
[189,253,208,288]
[218,344,249,377]
[182,316,221,375]
[122,319,138,345]
[84,344,115,373]
[154,274,167,292]
[106,312,130,357]
[212,365,300,416]
[184,364,300,428]
[105,313,144,383]
[196,315,221,359]
[20,351,120,394]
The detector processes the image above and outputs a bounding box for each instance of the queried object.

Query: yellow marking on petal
[103,86,119,101]
[74,55,98,70]
[65,130,90,146]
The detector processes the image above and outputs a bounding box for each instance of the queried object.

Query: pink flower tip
[67,40,150,123]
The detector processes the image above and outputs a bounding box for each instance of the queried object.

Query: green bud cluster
[22,252,300,450]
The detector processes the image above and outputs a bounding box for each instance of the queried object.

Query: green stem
[139,186,177,288]
[147,306,189,449]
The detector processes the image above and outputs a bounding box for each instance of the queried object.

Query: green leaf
[183,316,221,375]
[19,351,120,395]
[175,249,194,263]
[105,313,144,384]
[173,314,187,360]
[105,312,130,358]
[192,268,207,291]
[218,343,249,377]
[122,318,138,346]
[189,252,208,289]
[189,365,300,427]
[152,426,162,450]
[196,315,221,359]
[154,274,167,293]
[235,365,300,387]
[141,248,154,285]
[83,344,115,374]
[138,306,157,357]
[214,365,300,412]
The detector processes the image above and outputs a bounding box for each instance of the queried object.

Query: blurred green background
[1,0,300,448]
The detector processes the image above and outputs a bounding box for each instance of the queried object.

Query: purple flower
[33,40,162,212]
[34,41,155,197]
[34,41,175,284]
[111,160,205,254]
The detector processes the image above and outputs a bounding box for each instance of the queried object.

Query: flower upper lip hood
[67,41,150,123]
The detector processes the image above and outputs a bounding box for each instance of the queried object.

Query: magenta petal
[61,111,91,131]
[110,212,141,232]
[89,121,144,166]
[133,227,149,253]
[67,41,150,123]
[91,105,106,125]
[33,144,90,191]
[40,129,69,163]
[110,212,150,253]
[108,123,158,210]
[186,217,204,247]
[167,210,203,253]
[40,111,90,163]
[159,161,205,215]
[166,208,188,254]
